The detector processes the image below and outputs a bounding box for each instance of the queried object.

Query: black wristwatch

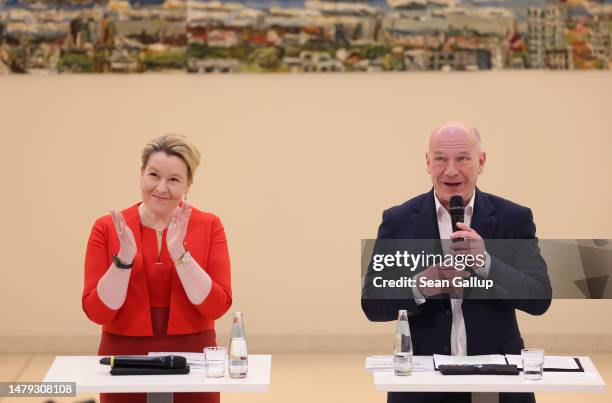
[113,255,133,269]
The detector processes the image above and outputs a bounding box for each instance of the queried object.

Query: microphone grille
[449,195,464,211]
[170,355,187,369]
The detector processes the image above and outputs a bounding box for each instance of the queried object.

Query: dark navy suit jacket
[361,189,552,403]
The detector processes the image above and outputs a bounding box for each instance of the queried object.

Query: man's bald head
[429,121,482,153]
[426,121,486,209]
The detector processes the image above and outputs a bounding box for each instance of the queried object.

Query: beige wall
[0,71,611,353]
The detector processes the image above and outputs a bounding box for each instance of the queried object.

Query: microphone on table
[99,355,187,369]
[449,195,465,243]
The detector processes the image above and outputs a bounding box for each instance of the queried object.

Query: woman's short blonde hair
[141,135,201,181]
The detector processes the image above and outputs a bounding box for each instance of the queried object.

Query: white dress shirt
[413,192,490,356]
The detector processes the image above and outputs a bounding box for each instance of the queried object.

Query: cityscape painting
[0,0,611,74]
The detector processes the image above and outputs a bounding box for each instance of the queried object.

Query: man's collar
[434,191,475,218]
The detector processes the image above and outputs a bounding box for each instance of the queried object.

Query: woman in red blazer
[82,135,232,403]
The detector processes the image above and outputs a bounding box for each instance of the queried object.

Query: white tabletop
[374,356,607,393]
[43,355,271,393]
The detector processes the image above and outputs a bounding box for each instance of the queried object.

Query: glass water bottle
[393,309,413,376]
[229,312,248,378]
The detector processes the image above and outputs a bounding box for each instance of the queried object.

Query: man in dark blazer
[361,122,552,403]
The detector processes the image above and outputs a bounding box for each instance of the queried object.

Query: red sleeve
[194,215,232,319]
[82,217,120,325]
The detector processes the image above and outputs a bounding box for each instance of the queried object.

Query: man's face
[426,126,486,209]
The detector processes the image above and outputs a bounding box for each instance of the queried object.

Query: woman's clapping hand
[167,203,192,261]
[110,210,137,264]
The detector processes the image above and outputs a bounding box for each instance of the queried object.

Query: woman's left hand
[167,203,192,261]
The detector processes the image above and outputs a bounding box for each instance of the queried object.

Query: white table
[43,355,271,403]
[373,356,606,403]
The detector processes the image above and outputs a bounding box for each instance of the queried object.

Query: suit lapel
[471,188,497,239]
[464,189,497,307]
[410,189,441,239]
[122,203,153,331]
[410,190,442,258]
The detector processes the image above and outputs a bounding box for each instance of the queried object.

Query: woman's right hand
[110,210,137,264]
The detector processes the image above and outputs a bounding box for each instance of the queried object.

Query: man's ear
[478,152,487,174]
[426,152,431,174]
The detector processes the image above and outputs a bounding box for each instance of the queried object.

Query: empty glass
[521,348,544,380]
[204,347,226,378]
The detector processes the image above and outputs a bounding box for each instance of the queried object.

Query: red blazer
[82,203,232,336]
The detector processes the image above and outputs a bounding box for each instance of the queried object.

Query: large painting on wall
[0,0,611,74]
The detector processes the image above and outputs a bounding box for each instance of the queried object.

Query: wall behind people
[0,72,610,353]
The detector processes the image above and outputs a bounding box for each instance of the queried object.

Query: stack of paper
[433,354,507,369]
[505,355,580,370]
[365,356,434,372]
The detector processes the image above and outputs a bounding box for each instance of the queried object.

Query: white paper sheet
[365,355,434,372]
[365,356,393,370]
[433,354,507,368]
[505,355,580,370]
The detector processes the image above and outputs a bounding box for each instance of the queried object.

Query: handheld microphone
[99,355,187,369]
[449,195,464,243]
